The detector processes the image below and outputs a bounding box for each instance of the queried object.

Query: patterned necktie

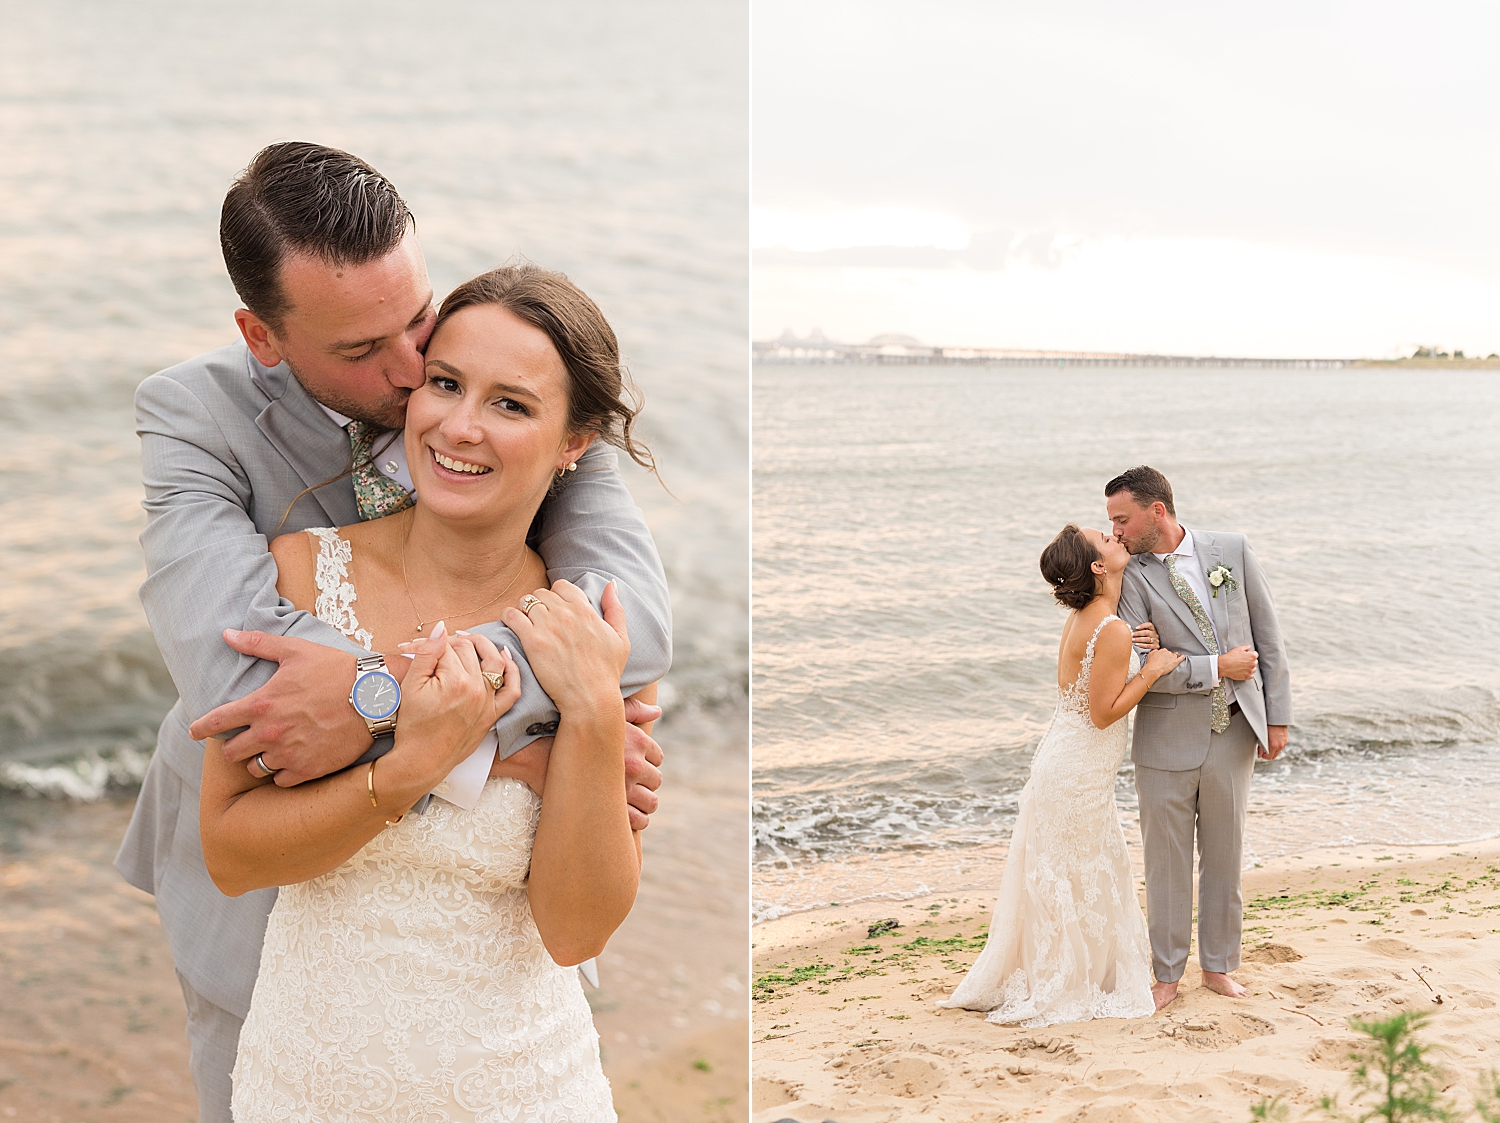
[1163,553,1231,734]
[346,420,414,521]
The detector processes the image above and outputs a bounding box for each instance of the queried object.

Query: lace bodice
[940,613,1153,1028]
[232,530,615,1121]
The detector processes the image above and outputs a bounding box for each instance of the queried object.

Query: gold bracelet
[367,758,404,827]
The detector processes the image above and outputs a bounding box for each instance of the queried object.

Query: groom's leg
[1195,711,1258,974]
[1135,763,1200,983]
[175,970,242,1123]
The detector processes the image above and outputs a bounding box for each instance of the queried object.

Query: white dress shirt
[1152,527,1233,702]
[316,404,496,809]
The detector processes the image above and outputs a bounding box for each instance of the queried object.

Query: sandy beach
[752,837,1500,1122]
[0,706,747,1123]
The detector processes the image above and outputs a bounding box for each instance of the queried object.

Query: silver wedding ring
[253,752,279,778]
[482,670,506,692]
[519,594,542,617]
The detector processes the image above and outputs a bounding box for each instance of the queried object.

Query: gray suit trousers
[175,970,241,1123]
[1134,710,1257,982]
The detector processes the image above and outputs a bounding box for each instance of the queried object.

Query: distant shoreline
[753,339,1500,369]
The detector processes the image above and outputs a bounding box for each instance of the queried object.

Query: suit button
[543,720,559,734]
[526,723,546,736]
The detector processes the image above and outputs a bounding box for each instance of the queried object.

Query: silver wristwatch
[349,654,401,737]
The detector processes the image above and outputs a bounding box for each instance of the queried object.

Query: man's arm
[1241,539,1291,726]
[137,373,373,778]
[466,440,672,759]
[1118,573,1214,695]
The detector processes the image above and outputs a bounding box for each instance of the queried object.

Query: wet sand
[752,838,1500,1122]
[0,704,747,1122]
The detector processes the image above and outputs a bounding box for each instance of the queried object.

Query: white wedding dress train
[940,615,1155,1028]
[231,527,616,1122]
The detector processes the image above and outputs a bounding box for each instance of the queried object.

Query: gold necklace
[399,517,530,633]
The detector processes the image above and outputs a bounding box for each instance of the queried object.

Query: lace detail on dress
[232,531,615,1121]
[939,613,1153,1028]
[306,527,374,651]
[1056,614,1125,719]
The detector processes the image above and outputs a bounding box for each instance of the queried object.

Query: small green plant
[1473,1071,1500,1122]
[1250,1097,1290,1121]
[1316,1011,1456,1122]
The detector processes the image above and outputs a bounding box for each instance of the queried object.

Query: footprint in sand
[751,1077,801,1110]
[1245,942,1304,964]
[1366,937,1421,958]
[1157,1012,1276,1048]
[1308,1036,1364,1068]
[855,1055,946,1098]
[1005,1036,1082,1065]
[1282,979,1338,1002]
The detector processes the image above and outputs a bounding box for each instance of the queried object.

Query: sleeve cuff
[433,730,498,810]
[1208,655,1221,687]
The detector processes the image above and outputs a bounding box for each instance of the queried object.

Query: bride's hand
[1131,621,1160,650]
[501,580,630,714]
[396,622,521,778]
[1143,647,1184,683]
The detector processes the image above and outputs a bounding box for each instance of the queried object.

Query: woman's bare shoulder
[1090,616,1133,659]
[268,529,319,611]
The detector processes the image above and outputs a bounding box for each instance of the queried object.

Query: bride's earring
[555,461,578,479]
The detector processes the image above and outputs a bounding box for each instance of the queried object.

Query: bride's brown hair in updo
[1039,524,1101,610]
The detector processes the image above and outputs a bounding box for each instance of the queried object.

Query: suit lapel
[1138,553,1202,640]
[1195,530,1230,640]
[249,355,360,527]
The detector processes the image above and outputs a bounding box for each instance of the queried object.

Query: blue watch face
[352,670,401,720]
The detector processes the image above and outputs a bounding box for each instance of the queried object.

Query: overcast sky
[752,1,1500,356]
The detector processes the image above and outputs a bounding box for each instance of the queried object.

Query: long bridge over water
[753,338,1349,369]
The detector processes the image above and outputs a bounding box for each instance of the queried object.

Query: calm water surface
[0,0,747,790]
[753,360,1500,919]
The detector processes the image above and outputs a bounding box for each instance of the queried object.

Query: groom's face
[236,229,437,429]
[1107,491,1164,555]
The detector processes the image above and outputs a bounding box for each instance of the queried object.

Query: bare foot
[1201,971,1247,998]
[1152,980,1179,1011]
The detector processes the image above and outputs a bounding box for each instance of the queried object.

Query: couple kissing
[941,465,1291,1026]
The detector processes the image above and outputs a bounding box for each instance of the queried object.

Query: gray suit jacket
[1118,529,1290,771]
[115,342,671,1017]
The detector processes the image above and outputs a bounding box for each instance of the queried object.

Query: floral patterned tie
[1163,553,1231,734]
[346,420,414,521]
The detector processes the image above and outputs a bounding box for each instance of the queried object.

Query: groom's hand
[623,694,664,831]
[1218,645,1259,680]
[189,631,371,786]
[1259,725,1289,761]
[491,697,662,827]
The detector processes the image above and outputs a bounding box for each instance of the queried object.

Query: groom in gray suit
[115,142,671,1122]
[1106,466,1290,1011]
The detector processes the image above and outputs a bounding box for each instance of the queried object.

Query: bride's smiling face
[404,303,593,523]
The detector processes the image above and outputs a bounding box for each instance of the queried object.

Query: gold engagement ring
[519,595,542,617]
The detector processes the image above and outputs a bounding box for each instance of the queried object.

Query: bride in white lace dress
[940,525,1183,1028]
[198,266,653,1121]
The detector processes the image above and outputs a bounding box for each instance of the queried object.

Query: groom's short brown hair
[1105,465,1175,516]
[220,141,413,327]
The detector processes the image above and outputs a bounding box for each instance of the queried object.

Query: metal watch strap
[354,654,399,737]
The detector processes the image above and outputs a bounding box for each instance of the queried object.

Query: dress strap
[305,527,375,651]
[1084,614,1120,661]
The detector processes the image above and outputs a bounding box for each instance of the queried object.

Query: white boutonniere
[1207,564,1239,597]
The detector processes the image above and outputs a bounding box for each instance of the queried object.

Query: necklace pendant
[416,623,424,632]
